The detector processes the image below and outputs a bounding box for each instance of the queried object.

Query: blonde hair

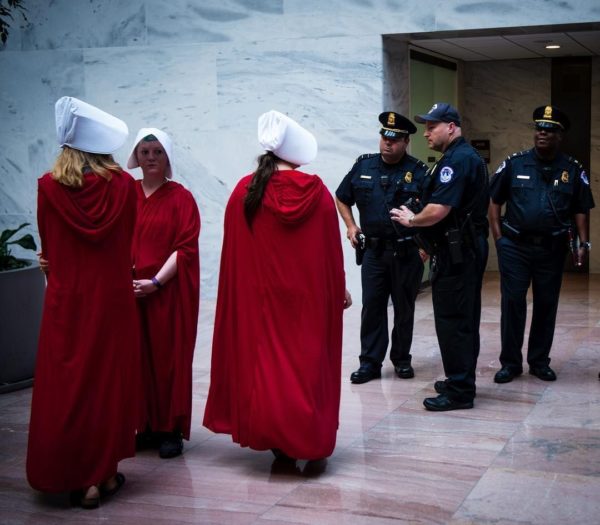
[51,147,121,187]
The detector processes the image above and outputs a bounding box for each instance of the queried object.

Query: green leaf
[9,233,37,251]
[0,222,30,244]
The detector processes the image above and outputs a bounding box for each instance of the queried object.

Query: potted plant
[0,223,46,393]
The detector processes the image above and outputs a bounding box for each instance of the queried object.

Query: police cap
[379,111,417,139]
[533,105,570,132]
[414,102,461,127]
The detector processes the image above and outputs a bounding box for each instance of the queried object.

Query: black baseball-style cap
[533,105,570,132]
[379,111,417,139]
[414,102,461,127]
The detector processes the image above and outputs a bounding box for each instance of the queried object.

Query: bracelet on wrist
[580,241,591,251]
[151,276,163,288]
[408,214,416,225]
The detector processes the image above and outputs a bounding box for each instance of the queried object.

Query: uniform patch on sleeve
[439,166,453,183]
[495,161,505,174]
[580,171,590,185]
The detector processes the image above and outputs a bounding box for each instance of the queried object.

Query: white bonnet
[55,96,128,154]
[257,110,317,166]
[127,127,175,179]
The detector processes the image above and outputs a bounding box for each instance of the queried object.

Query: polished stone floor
[1,272,599,524]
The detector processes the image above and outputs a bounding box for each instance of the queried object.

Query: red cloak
[203,170,345,460]
[27,170,141,493]
[131,180,200,439]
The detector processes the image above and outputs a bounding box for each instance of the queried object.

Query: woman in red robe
[203,110,350,462]
[129,128,200,459]
[27,97,140,508]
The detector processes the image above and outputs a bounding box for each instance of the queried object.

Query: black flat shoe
[529,366,557,381]
[494,366,522,384]
[350,364,381,384]
[394,364,414,379]
[100,472,125,500]
[271,448,296,463]
[423,394,473,412]
[159,433,183,458]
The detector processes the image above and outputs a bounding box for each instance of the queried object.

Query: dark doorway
[552,57,592,272]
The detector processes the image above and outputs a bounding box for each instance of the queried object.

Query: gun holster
[355,233,366,265]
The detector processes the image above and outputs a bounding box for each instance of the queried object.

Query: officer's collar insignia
[561,170,569,183]
[544,106,553,119]
[387,113,396,127]
[404,172,413,183]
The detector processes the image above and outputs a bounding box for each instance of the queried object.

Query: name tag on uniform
[516,175,530,179]
[360,175,371,179]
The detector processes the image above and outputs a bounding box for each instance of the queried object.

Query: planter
[0,261,46,393]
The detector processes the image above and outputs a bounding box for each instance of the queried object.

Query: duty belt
[502,225,568,248]
[365,236,416,251]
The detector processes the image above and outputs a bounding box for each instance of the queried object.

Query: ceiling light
[545,44,561,49]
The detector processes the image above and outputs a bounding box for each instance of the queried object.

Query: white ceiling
[397,24,600,61]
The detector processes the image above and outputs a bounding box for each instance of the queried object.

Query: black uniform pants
[431,235,488,402]
[497,236,567,370]
[359,246,424,368]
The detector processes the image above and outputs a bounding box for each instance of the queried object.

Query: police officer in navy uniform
[489,105,594,384]
[391,103,489,411]
[336,111,428,384]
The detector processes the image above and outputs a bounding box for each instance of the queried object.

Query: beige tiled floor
[1,271,600,524]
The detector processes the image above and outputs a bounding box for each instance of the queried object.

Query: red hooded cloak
[131,180,200,439]
[27,169,141,492]
[203,170,345,460]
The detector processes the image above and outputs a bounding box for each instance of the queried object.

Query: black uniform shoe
[159,432,183,458]
[350,364,381,384]
[434,380,448,394]
[529,366,557,381]
[394,364,415,379]
[494,366,522,384]
[423,394,473,411]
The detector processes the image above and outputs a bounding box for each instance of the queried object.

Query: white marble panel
[19,0,145,51]
[0,48,86,248]
[432,0,600,31]
[145,0,285,45]
[216,35,383,132]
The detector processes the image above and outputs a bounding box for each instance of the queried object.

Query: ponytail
[244,152,278,227]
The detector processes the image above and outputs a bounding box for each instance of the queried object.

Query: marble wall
[1,0,599,296]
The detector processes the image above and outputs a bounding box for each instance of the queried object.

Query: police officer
[489,105,594,384]
[336,111,428,384]
[391,103,489,411]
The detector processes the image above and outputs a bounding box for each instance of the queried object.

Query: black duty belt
[502,226,567,248]
[365,236,415,251]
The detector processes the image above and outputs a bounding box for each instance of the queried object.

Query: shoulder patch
[581,171,590,186]
[439,166,453,183]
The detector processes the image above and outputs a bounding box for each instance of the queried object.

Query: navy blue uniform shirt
[336,153,427,239]
[490,148,595,234]
[422,137,489,239]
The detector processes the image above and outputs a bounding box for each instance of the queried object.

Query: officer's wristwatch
[580,241,592,251]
